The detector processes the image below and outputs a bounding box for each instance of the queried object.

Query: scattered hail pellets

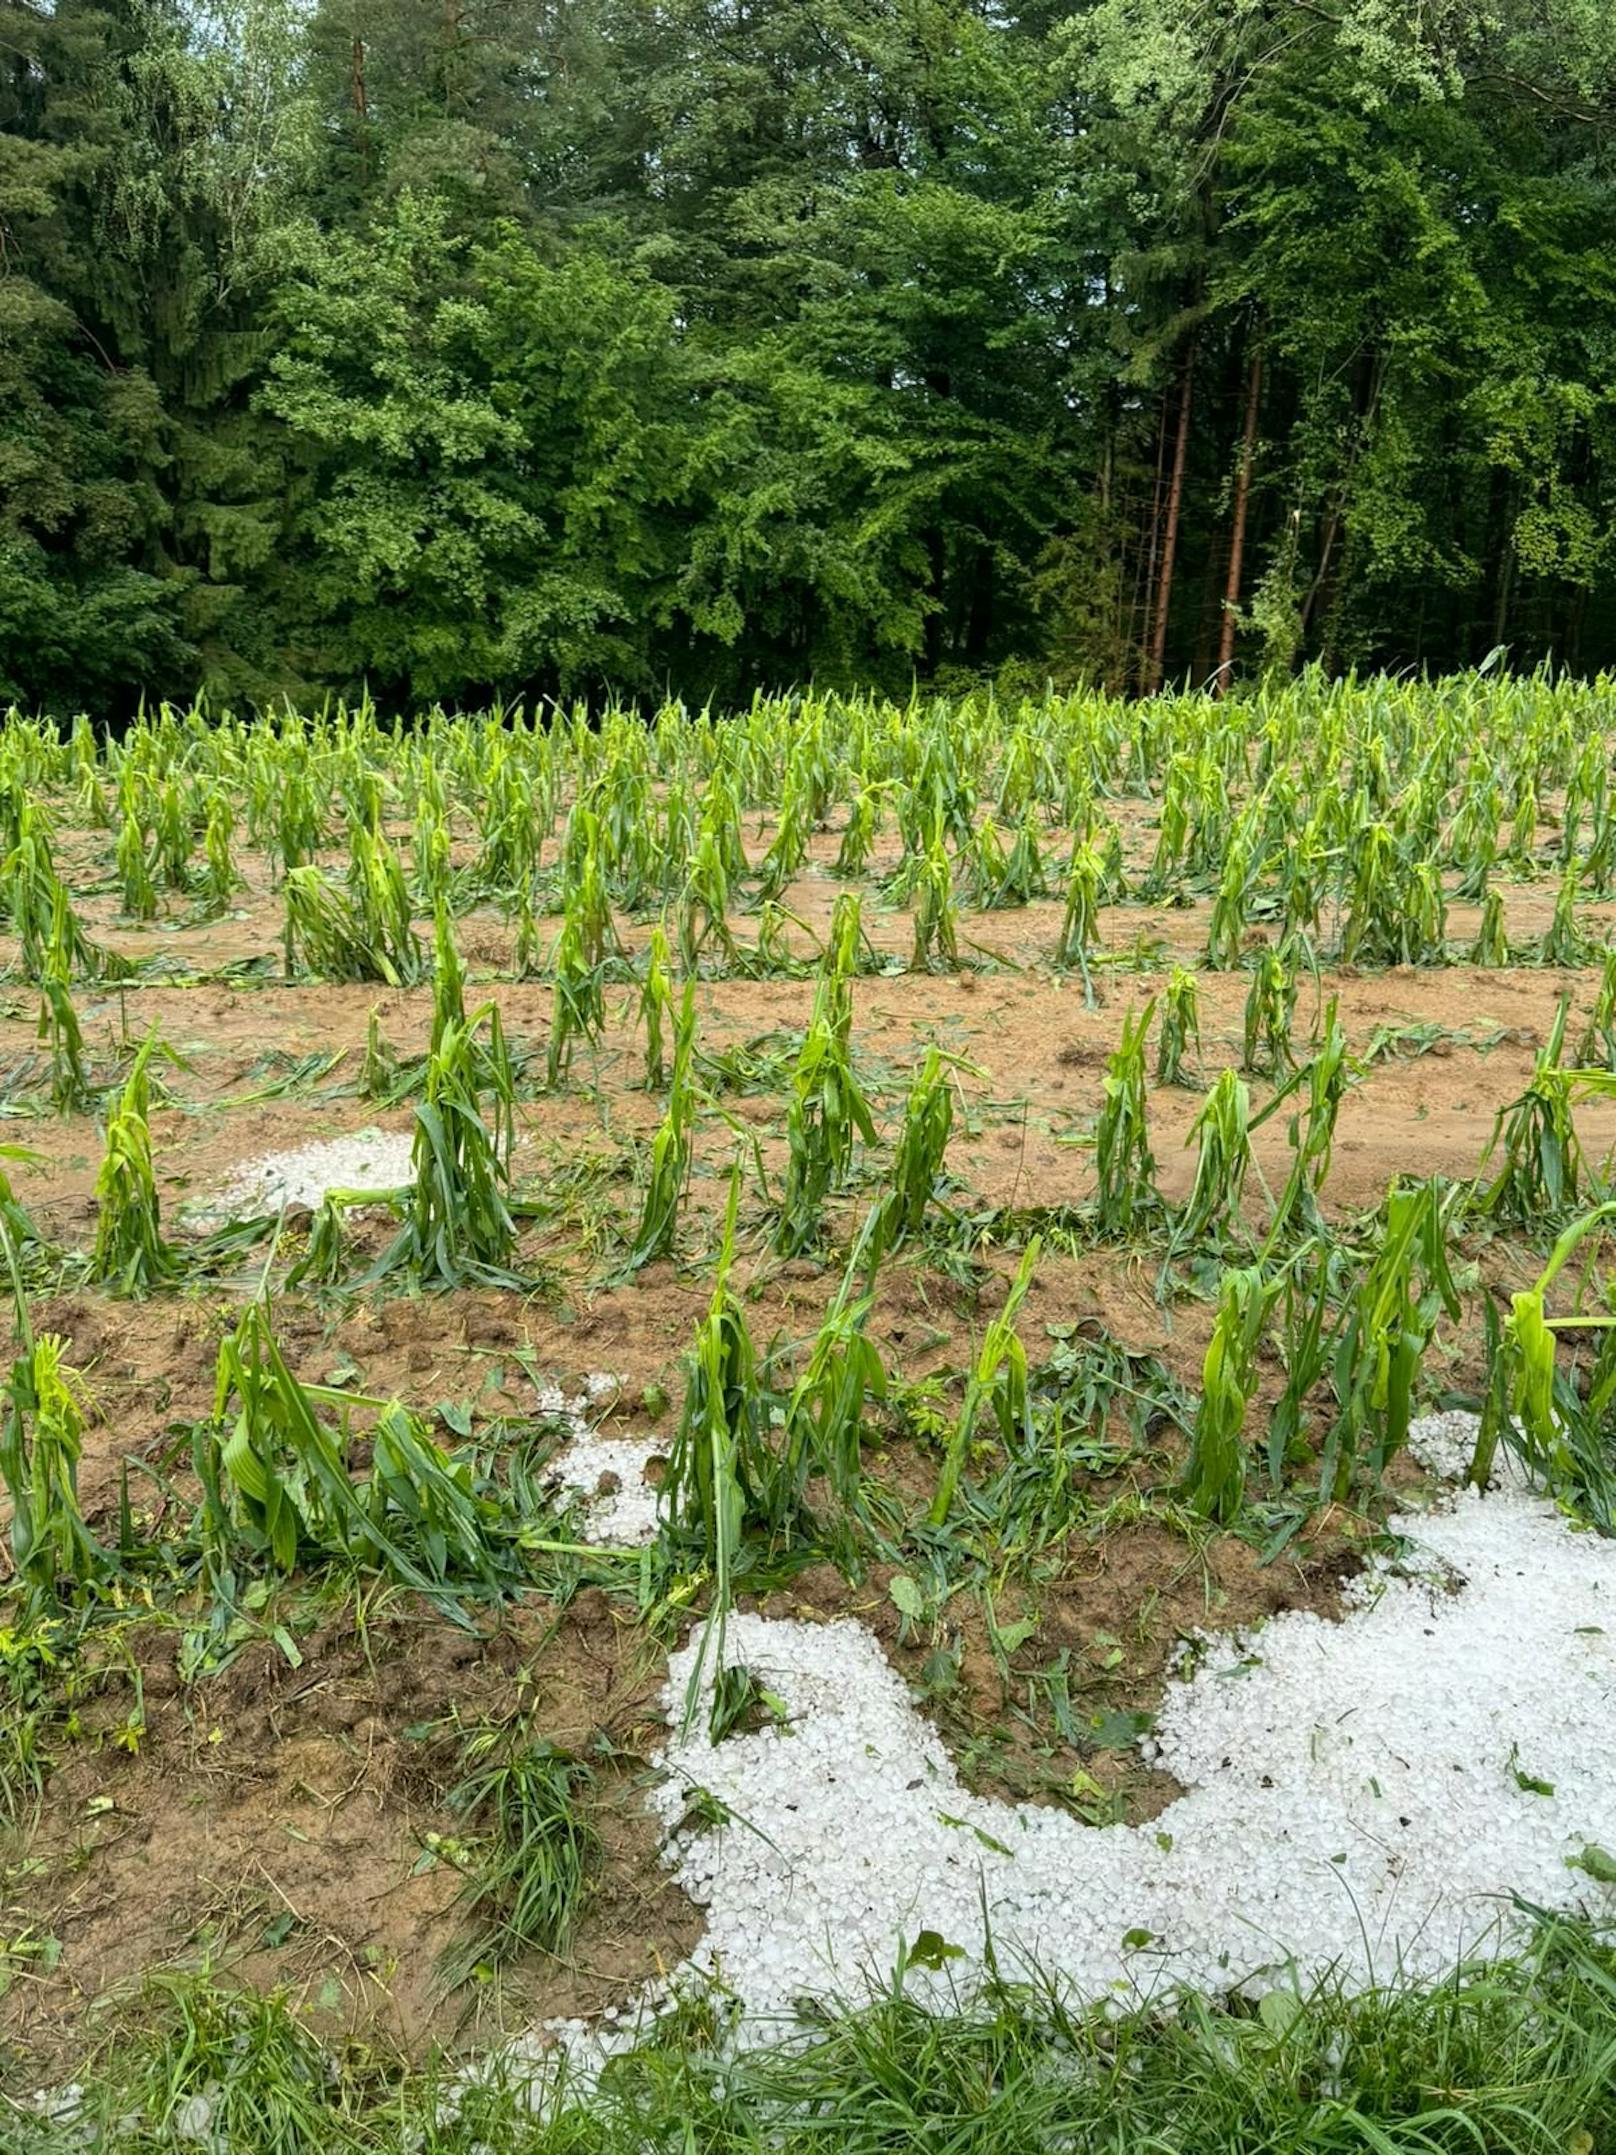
[482,2002,673,2111]
[643,1431,1616,2028]
[194,1126,415,1225]
[1405,1404,1530,1487]
[22,2084,84,2127]
[1406,1405,1477,1483]
[534,1374,663,1546]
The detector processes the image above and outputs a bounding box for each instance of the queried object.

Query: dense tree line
[4,0,1616,713]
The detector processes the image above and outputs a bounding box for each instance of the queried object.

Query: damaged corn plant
[6,671,1616,2130]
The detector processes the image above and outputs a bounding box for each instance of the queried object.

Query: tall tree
[5,0,1616,709]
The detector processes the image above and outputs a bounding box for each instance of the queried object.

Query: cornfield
[2,670,1616,2116]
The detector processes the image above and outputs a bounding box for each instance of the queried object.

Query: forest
[4,0,1616,713]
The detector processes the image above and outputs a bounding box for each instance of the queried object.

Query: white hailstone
[1405,1406,1529,1490]
[547,1433,664,1546]
[626,1423,1616,2036]
[28,2084,84,2123]
[481,1411,1616,2105]
[539,1395,664,1548]
[191,1129,416,1226]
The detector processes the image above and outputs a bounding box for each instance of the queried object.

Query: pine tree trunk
[1489,470,1516,650]
[1130,393,1171,690]
[1492,543,1515,650]
[1145,347,1194,695]
[1214,335,1262,693]
[1568,586,1588,669]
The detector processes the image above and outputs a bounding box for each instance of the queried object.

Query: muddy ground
[0,804,1605,2081]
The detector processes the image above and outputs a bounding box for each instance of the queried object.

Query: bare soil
[1,809,1604,2078]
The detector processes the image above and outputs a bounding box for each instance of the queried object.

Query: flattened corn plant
[627,981,700,1269]
[819,889,873,1012]
[359,1006,400,1100]
[929,1239,1040,1525]
[782,1206,888,1508]
[117,806,158,920]
[375,1008,521,1288]
[7,814,125,985]
[965,812,1043,909]
[1241,946,1296,1076]
[201,1300,516,1614]
[0,1331,104,1612]
[1539,857,1593,967]
[1262,998,1356,1244]
[755,777,810,901]
[1174,1068,1254,1252]
[39,938,93,1114]
[1157,966,1202,1087]
[679,828,742,971]
[89,1030,178,1293]
[1580,945,1616,1067]
[509,869,544,981]
[0,1146,52,1284]
[834,781,878,876]
[1092,1002,1158,1238]
[284,1189,361,1288]
[881,1048,956,1250]
[1475,997,1616,1227]
[910,834,960,973]
[746,898,812,979]
[1320,1177,1460,1502]
[1468,1203,1616,1516]
[201,790,239,912]
[282,859,421,985]
[662,1179,801,1725]
[776,1009,876,1256]
[1182,1265,1279,1523]
[1055,836,1103,1001]
[638,922,677,1090]
[555,801,623,967]
[1471,883,1510,966]
[1340,821,1446,966]
[1205,811,1264,968]
[429,898,468,1054]
[154,777,194,890]
[546,909,607,1087]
